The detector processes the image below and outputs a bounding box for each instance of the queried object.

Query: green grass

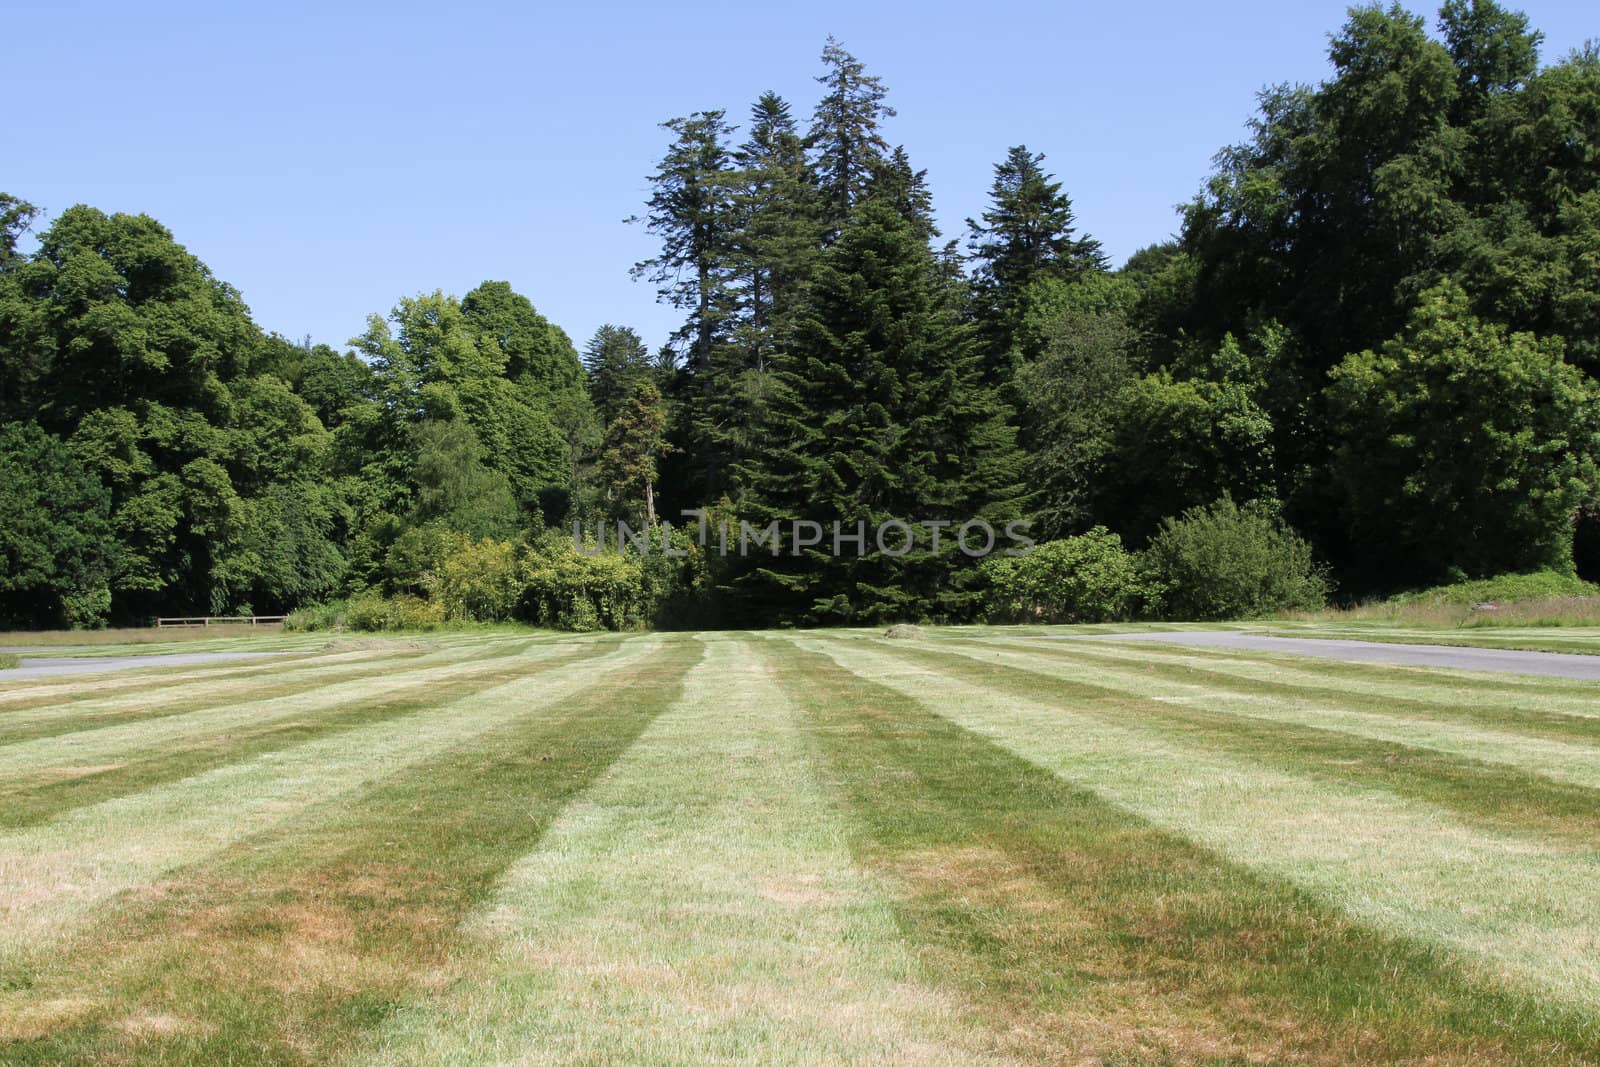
[3,625,1600,1063]
[1279,570,1600,636]
[0,653,17,670]
[1389,571,1600,605]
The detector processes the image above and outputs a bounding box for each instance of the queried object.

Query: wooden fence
[154,616,288,628]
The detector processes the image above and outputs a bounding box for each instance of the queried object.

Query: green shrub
[384,524,455,596]
[283,600,348,632]
[344,591,393,632]
[62,587,111,630]
[391,594,445,631]
[1389,570,1600,605]
[430,534,520,622]
[343,591,444,632]
[0,653,18,670]
[1143,497,1327,620]
[638,521,721,629]
[982,527,1145,623]
[519,534,650,631]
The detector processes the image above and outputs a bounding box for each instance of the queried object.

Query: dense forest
[3,0,1599,630]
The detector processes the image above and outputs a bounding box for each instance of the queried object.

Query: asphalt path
[1041,631,1600,681]
[0,651,290,681]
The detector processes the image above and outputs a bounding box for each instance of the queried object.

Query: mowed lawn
[3,630,1600,1064]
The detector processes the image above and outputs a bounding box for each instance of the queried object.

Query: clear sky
[7,0,1594,356]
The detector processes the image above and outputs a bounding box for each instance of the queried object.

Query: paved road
[0,645,96,653]
[1043,631,1600,682]
[1,651,290,681]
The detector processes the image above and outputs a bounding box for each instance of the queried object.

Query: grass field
[3,627,1600,1064]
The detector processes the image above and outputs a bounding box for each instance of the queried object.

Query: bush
[344,591,392,632]
[1143,497,1327,620]
[62,587,111,630]
[383,525,455,596]
[283,599,349,632]
[982,527,1144,623]
[391,594,446,630]
[518,533,651,631]
[343,591,444,632]
[430,534,520,622]
[1389,570,1600,605]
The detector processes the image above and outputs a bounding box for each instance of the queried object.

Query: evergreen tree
[743,196,1025,624]
[966,146,1105,376]
[731,92,823,371]
[630,111,740,501]
[598,380,672,526]
[967,146,1104,299]
[629,111,739,373]
[870,146,940,243]
[583,324,652,426]
[808,38,895,237]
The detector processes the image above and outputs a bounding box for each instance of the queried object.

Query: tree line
[3,0,1598,629]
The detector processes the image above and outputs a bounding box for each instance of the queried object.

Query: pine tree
[732,92,823,372]
[583,324,652,427]
[808,38,895,237]
[630,110,740,502]
[629,111,739,373]
[968,146,1104,296]
[598,380,673,526]
[870,146,939,243]
[742,195,1025,624]
[966,146,1105,381]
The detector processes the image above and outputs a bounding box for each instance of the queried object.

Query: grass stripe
[0,637,617,831]
[0,639,557,777]
[800,635,1600,1012]
[0,650,334,709]
[0,634,703,1064]
[0,631,569,714]
[996,636,1600,735]
[348,633,992,1066]
[0,648,447,746]
[766,635,1600,1065]
[1032,633,1600,705]
[0,634,644,967]
[925,639,1600,831]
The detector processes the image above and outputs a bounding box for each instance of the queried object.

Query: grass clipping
[323,638,428,654]
[884,624,927,640]
[0,652,18,670]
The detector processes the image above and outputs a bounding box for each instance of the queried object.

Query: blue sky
[7,0,1595,356]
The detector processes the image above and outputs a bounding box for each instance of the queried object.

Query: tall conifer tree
[742,194,1025,624]
[732,92,823,371]
[583,324,652,427]
[629,111,739,373]
[809,38,895,237]
[630,111,740,501]
[966,146,1105,377]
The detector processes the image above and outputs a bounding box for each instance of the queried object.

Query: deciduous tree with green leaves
[1327,282,1600,587]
